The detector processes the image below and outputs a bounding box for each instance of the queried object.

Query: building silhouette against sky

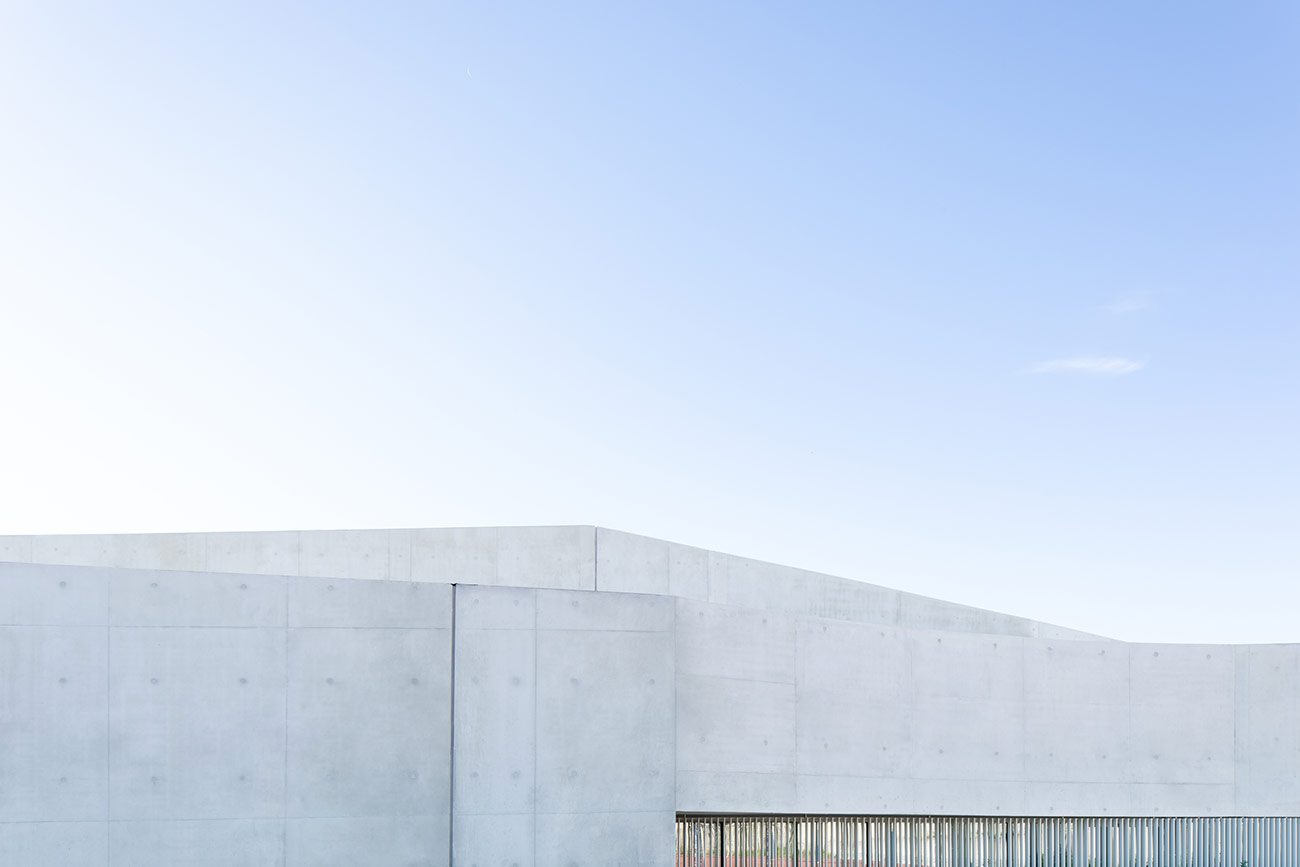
[2,526,1298,865]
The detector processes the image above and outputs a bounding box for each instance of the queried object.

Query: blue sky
[1,2,1296,642]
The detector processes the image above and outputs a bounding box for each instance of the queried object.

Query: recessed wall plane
[1,526,1297,866]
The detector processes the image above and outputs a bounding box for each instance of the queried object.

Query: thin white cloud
[1103,293,1156,314]
[1030,357,1144,375]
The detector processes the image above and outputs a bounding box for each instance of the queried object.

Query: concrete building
[1,526,1297,865]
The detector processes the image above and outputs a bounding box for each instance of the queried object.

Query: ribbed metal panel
[677,815,1300,866]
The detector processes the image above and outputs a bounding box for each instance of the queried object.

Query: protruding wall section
[0,562,454,867]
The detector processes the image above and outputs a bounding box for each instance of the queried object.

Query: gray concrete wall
[3,528,1299,866]
[0,562,453,866]
[674,596,1300,818]
[0,561,677,866]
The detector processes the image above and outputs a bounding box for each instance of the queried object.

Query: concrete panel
[1235,644,1300,814]
[676,770,796,813]
[1018,781,1138,816]
[1127,644,1234,785]
[676,598,796,684]
[1023,697,1130,783]
[109,627,286,819]
[456,585,536,631]
[899,591,1035,637]
[1023,639,1129,706]
[388,528,414,581]
[413,525,598,588]
[907,630,1024,703]
[497,526,595,591]
[453,813,533,867]
[0,562,109,625]
[707,553,898,626]
[792,774,911,814]
[286,627,450,818]
[204,531,301,576]
[595,528,669,595]
[1130,643,1236,707]
[700,551,735,604]
[535,630,674,814]
[594,529,709,598]
[0,626,108,822]
[538,588,673,632]
[116,533,208,571]
[676,673,795,776]
[1128,782,1235,816]
[667,541,710,600]
[534,810,673,867]
[796,689,912,779]
[0,821,106,867]
[109,819,284,867]
[298,529,394,581]
[28,533,205,572]
[797,618,908,695]
[1021,638,1131,785]
[796,620,911,779]
[0,534,34,562]
[110,568,285,627]
[289,575,451,629]
[908,698,1027,782]
[1036,623,1111,641]
[410,527,499,585]
[454,628,535,816]
[286,816,447,867]
[698,548,1107,640]
[454,588,674,866]
[807,575,904,626]
[900,778,1030,815]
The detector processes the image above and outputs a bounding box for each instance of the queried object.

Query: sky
[0,1,1296,644]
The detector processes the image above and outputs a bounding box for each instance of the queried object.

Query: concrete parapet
[0,526,1103,640]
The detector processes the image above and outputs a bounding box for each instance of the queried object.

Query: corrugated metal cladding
[678,815,1300,866]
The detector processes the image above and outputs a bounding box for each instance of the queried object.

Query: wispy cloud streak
[1103,293,1156,314]
[1030,357,1144,375]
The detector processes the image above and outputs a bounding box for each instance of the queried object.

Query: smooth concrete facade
[2,527,1297,865]
[0,563,452,867]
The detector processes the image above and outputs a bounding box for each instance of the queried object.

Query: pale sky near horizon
[1,2,1296,644]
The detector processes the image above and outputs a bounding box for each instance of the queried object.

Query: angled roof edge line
[0,525,1107,642]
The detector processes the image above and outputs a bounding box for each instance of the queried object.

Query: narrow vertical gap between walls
[282,575,290,861]
[592,527,598,592]
[105,576,112,867]
[448,583,457,867]
[532,590,539,866]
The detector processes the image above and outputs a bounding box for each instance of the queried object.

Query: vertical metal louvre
[677,815,1300,866]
